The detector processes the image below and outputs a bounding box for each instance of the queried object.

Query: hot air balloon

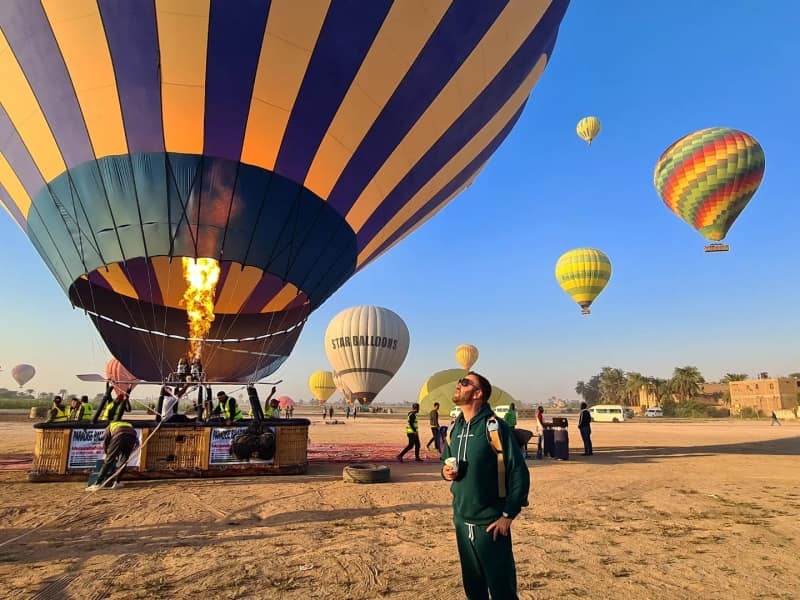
[418,369,516,418]
[105,358,138,396]
[455,344,479,371]
[277,396,295,409]
[654,128,765,252]
[576,116,601,145]
[308,370,336,404]
[555,248,612,315]
[333,372,354,405]
[0,2,569,382]
[324,306,410,405]
[11,364,35,388]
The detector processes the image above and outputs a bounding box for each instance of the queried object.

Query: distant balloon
[576,116,601,145]
[105,358,138,396]
[308,371,336,404]
[654,127,765,250]
[418,369,516,417]
[324,306,410,406]
[11,364,35,388]
[277,396,295,409]
[455,344,479,371]
[555,248,612,315]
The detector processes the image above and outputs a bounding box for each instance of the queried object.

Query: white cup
[445,457,458,475]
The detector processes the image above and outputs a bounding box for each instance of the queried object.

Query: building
[728,377,800,415]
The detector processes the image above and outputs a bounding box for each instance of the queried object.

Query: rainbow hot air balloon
[654,128,765,252]
[454,344,479,371]
[11,364,35,388]
[325,306,410,406]
[105,358,138,396]
[308,370,336,404]
[555,248,612,315]
[0,2,569,382]
[576,116,601,145]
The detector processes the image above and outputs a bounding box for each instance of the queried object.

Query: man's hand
[442,465,457,481]
[486,516,513,541]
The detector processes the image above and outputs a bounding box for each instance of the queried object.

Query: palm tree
[599,367,626,404]
[719,373,748,383]
[670,366,705,403]
[788,372,800,379]
[624,372,648,407]
[575,376,601,405]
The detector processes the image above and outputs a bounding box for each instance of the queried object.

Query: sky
[1,1,798,404]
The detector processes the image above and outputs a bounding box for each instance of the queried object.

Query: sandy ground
[0,411,798,599]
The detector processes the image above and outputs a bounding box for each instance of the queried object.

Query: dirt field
[0,412,798,599]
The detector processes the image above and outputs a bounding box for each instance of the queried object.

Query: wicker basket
[274,425,309,467]
[144,427,210,471]
[32,429,71,475]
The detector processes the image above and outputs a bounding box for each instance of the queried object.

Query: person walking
[426,402,441,453]
[535,405,545,459]
[770,411,781,426]
[397,403,422,462]
[504,403,517,429]
[578,401,593,456]
[442,372,529,600]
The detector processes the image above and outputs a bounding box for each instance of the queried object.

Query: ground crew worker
[48,396,68,423]
[67,397,84,421]
[81,396,93,422]
[213,391,243,425]
[442,372,530,600]
[504,402,518,429]
[91,421,139,489]
[397,403,422,462]
[101,392,131,422]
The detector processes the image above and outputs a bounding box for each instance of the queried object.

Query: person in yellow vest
[397,403,422,462]
[47,396,68,423]
[213,391,243,426]
[80,395,93,422]
[91,421,140,489]
[101,392,131,422]
[67,397,84,421]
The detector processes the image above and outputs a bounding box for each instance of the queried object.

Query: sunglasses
[457,378,477,388]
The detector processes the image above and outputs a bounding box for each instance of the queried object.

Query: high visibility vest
[49,404,68,422]
[220,398,243,421]
[81,402,93,421]
[109,421,134,435]
[103,402,125,422]
[406,412,418,434]
[264,406,274,419]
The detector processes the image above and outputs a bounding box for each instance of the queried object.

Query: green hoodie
[441,403,530,524]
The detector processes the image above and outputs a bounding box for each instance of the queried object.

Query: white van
[493,405,510,419]
[588,404,626,423]
[645,407,663,418]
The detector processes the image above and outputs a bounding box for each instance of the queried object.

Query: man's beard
[452,390,467,405]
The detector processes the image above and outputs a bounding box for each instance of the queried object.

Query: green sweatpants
[454,514,518,600]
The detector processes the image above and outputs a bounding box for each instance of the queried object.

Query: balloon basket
[704,243,729,253]
[580,307,591,315]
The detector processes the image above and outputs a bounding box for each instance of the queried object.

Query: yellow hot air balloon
[308,371,336,404]
[555,248,612,315]
[576,116,601,145]
[454,344,479,371]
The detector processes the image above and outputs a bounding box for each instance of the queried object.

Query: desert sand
[0,411,798,599]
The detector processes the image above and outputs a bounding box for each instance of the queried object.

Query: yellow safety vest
[102,402,125,422]
[406,412,418,434]
[49,404,68,422]
[81,402,93,421]
[109,421,134,435]
[220,398,243,421]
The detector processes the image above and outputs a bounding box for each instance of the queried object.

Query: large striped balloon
[555,248,612,315]
[0,1,569,382]
[654,128,765,244]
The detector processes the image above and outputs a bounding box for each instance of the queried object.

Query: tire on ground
[342,463,391,484]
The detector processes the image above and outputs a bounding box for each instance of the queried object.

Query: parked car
[645,407,664,418]
[493,405,510,419]
[623,408,635,419]
[449,406,462,418]
[588,404,626,423]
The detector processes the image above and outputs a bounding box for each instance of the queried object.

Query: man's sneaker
[396,455,403,463]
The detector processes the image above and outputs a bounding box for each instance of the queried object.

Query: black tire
[612,418,619,423]
[342,463,391,484]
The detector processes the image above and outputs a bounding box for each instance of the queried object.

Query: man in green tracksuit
[442,371,530,600]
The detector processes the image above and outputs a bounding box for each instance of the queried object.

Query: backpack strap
[486,415,506,498]
[446,419,456,447]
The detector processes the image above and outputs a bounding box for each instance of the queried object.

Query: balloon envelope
[277,396,295,409]
[576,116,601,145]
[654,127,765,244]
[0,3,569,383]
[555,248,612,315]
[324,306,410,405]
[11,364,35,388]
[418,369,516,418]
[454,344,479,371]
[308,371,336,404]
[105,358,138,396]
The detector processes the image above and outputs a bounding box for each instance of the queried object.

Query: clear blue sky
[1,1,798,404]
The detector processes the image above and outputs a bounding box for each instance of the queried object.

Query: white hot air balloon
[324,306,410,405]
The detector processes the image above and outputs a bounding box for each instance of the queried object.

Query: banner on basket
[68,428,143,469]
